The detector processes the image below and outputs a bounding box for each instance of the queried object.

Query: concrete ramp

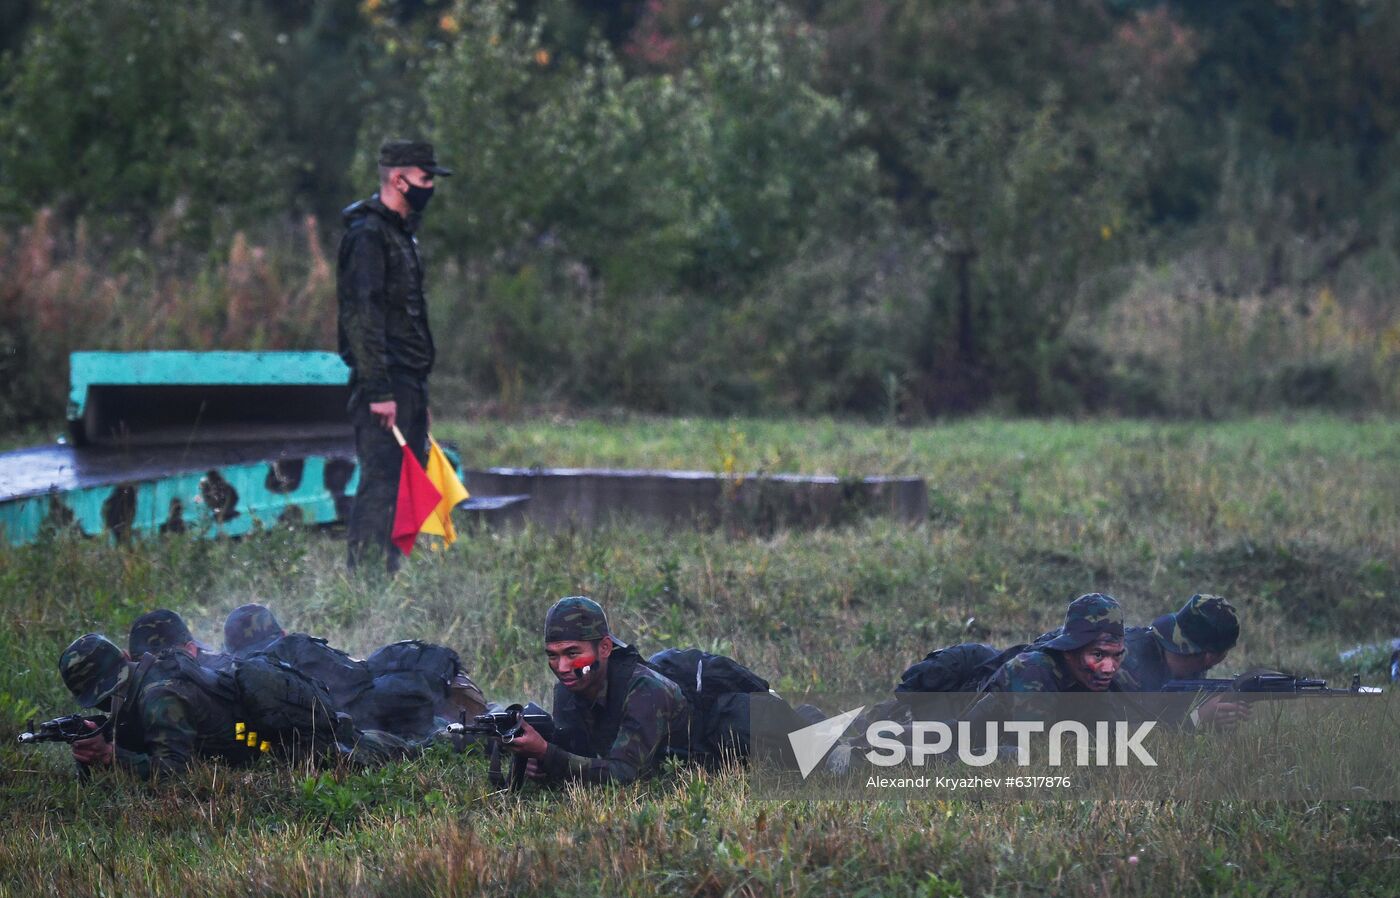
[464,467,927,530]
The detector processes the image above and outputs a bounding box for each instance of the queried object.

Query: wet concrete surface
[0,437,355,502]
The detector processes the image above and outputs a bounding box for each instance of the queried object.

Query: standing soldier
[337,138,451,573]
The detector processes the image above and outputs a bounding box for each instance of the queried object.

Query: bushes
[3,0,1400,425]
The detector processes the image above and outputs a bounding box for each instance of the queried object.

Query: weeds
[0,416,1397,895]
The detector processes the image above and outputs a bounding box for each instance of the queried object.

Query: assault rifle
[17,713,110,745]
[1162,671,1382,697]
[445,702,555,791]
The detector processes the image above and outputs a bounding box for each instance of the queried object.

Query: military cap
[129,608,201,657]
[378,139,452,176]
[1152,594,1239,655]
[1041,593,1126,651]
[59,634,130,708]
[544,596,624,645]
[224,603,283,657]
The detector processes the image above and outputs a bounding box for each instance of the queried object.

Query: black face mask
[403,181,435,213]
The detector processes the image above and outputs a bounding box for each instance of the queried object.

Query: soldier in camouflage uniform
[338,138,450,574]
[1122,594,1239,690]
[61,633,420,779]
[224,603,488,740]
[128,609,234,672]
[503,597,689,785]
[981,593,1135,694]
[1029,593,1249,727]
[61,634,259,779]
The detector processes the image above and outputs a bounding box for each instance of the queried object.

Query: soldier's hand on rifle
[369,399,397,432]
[71,720,113,767]
[503,721,548,760]
[1196,694,1252,729]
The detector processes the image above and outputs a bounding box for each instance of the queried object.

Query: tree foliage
[2,0,1399,422]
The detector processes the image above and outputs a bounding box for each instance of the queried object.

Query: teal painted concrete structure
[0,452,361,544]
[67,351,352,421]
[0,350,515,546]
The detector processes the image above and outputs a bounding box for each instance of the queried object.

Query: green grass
[1,414,1398,896]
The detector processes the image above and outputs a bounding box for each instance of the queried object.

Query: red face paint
[553,651,598,688]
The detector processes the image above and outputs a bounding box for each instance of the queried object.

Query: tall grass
[0,416,1396,895]
[5,206,1400,428]
[0,210,335,425]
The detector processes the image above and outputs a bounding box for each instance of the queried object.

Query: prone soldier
[1031,592,1249,727]
[61,634,262,779]
[128,608,234,672]
[502,597,689,785]
[59,633,418,780]
[224,602,487,740]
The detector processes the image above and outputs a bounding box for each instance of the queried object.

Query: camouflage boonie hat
[128,608,201,657]
[544,596,623,645]
[378,139,452,175]
[59,634,129,708]
[224,603,283,657]
[1041,593,1126,651]
[1152,594,1239,655]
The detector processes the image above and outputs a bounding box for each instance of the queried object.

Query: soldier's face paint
[546,639,607,693]
[1066,635,1126,691]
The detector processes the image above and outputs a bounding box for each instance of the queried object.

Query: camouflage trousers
[345,728,423,767]
[346,373,429,574]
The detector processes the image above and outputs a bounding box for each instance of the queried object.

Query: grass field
[1,414,1398,896]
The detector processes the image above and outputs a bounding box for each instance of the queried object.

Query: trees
[0,0,292,243]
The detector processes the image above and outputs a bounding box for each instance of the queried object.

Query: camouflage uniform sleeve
[981,652,1060,693]
[338,226,393,403]
[538,677,681,785]
[115,685,199,779]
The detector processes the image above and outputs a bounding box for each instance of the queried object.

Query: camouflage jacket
[110,653,257,779]
[962,648,1149,752]
[337,195,435,403]
[540,645,688,785]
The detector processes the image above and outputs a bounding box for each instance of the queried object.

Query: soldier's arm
[339,227,393,402]
[538,679,678,785]
[116,689,199,780]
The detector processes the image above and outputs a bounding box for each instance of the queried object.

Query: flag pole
[391,425,407,448]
